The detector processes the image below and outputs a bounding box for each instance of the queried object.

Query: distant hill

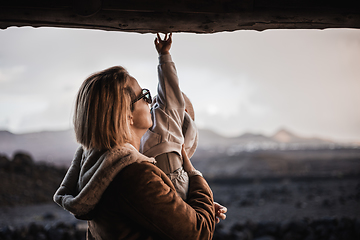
[197,128,341,152]
[0,130,79,167]
[194,130,360,178]
[272,128,333,144]
[272,128,303,143]
[0,128,358,167]
[198,129,276,146]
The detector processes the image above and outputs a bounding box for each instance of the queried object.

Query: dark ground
[0,150,359,239]
[210,176,360,231]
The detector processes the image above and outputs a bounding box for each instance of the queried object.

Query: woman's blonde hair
[74,66,134,150]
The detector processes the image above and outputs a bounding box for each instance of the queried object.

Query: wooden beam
[0,0,359,33]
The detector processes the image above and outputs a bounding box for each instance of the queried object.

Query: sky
[0,27,359,142]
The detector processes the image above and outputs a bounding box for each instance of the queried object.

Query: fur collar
[53,143,156,217]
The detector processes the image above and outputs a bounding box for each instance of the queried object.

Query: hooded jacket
[53,143,215,240]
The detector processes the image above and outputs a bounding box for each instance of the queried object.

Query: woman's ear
[128,113,134,126]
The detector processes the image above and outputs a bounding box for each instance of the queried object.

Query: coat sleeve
[156,54,185,124]
[117,162,216,240]
[53,146,83,211]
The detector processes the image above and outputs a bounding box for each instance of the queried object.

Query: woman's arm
[182,145,227,224]
[117,161,216,240]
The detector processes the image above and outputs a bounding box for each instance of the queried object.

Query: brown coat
[88,162,215,240]
[53,144,215,240]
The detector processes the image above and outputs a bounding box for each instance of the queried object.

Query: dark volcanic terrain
[0,129,360,239]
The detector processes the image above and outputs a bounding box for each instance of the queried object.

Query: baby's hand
[214,202,227,224]
[154,33,172,55]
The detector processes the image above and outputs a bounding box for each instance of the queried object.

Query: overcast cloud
[0,27,359,142]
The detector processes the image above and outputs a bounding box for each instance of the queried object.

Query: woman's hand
[214,202,227,224]
[154,33,172,55]
[181,144,195,173]
[182,144,227,224]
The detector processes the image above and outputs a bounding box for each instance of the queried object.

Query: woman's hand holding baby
[181,145,227,223]
[214,202,227,223]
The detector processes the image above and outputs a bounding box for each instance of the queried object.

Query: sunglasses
[132,88,152,105]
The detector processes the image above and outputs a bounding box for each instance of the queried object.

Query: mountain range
[198,128,338,149]
[0,128,357,167]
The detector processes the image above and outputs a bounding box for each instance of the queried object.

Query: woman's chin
[147,119,153,129]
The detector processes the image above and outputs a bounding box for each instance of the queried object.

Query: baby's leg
[155,152,189,200]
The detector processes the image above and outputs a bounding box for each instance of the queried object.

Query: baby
[140,33,226,223]
[140,33,197,200]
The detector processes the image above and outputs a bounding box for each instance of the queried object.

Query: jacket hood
[53,143,156,218]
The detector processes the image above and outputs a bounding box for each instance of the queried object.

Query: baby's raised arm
[154,33,185,117]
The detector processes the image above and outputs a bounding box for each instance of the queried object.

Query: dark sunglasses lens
[144,92,152,104]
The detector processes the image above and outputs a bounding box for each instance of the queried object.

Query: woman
[54,34,226,240]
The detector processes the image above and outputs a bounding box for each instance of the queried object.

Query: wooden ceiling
[1,0,359,33]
